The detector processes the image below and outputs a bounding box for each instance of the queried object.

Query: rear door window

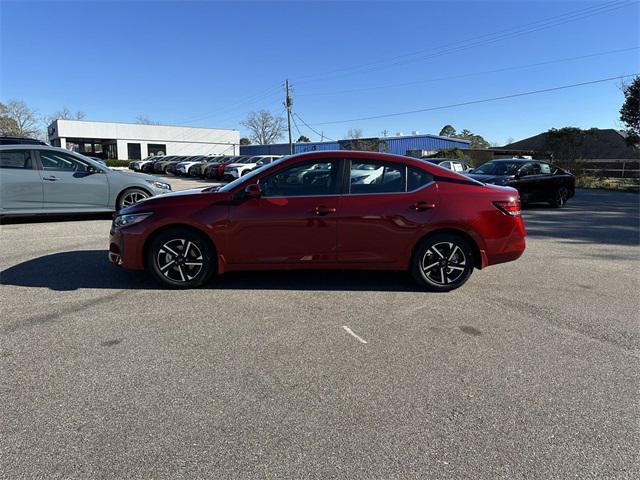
[407,166,433,191]
[0,150,32,169]
[539,162,552,174]
[349,160,404,194]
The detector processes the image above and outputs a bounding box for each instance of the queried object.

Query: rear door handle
[314,205,337,216]
[412,202,435,211]
[43,175,58,181]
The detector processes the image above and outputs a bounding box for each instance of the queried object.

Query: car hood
[111,169,166,183]
[119,187,229,214]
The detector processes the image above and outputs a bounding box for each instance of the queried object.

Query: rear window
[407,166,432,191]
[0,150,32,169]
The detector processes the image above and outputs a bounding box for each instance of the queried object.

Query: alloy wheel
[156,238,204,283]
[420,241,467,286]
[556,187,568,207]
[121,190,148,207]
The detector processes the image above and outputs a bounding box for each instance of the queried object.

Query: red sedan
[109,151,526,291]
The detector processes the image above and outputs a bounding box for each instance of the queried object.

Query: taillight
[493,198,521,216]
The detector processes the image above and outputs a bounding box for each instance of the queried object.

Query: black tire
[550,186,569,208]
[147,228,215,288]
[117,188,150,210]
[411,233,475,292]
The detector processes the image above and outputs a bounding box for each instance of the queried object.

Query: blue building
[240,133,470,157]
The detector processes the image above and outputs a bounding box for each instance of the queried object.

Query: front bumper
[109,226,146,270]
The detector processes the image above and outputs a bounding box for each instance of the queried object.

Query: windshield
[218,157,286,192]
[473,161,523,176]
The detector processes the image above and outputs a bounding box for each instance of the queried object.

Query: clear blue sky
[1,0,638,145]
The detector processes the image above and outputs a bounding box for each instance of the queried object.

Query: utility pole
[285,79,293,155]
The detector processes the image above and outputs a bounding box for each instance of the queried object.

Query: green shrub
[105,160,131,168]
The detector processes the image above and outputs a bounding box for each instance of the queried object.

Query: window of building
[148,144,166,156]
[349,160,404,194]
[127,143,142,160]
[0,150,32,169]
[261,160,339,197]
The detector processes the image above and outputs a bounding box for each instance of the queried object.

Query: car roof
[0,144,70,153]
[0,136,48,145]
[284,150,475,182]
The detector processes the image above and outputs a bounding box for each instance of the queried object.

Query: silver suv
[0,145,171,216]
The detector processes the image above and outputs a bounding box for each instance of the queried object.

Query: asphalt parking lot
[1,179,639,479]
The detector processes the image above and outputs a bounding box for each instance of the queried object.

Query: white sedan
[223,155,281,180]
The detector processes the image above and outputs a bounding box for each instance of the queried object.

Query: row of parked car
[129,155,282,180]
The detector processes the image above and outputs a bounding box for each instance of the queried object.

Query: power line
[172,84,282,125]
[291,112,304,140]
[295,0,636,84]
[293,113,336,142]
[297,46,639,97]
[309,73,639,126]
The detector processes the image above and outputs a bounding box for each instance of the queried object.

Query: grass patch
[576,175,639,193]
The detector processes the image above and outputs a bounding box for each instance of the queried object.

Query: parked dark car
[166,156,199,176]
[110,150,526,291]
[205,156,249,180]
[465,159,575,207]
[425,158,473,173]
[188,156,223,177]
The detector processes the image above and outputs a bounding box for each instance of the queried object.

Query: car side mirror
[244,183,262,199]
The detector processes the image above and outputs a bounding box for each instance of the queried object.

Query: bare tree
[135,115,160,125]
[0,100,40,137]
[44,106,86,126]
[241,110,286,145]
[347,128,363,139]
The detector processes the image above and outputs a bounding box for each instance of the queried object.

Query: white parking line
[342,326,368,344]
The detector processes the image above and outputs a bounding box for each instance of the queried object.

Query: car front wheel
[117,188,150,209]
[411,234,474,292]
[550,187,569,208]
[147,228,215,288]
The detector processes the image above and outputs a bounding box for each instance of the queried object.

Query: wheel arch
[141,223,218,270]
[410,228,483,270]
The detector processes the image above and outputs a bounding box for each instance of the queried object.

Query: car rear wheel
[411,234,474,292]
[147,228,215,288]
[550,187,569,208]
[117,188,150,209]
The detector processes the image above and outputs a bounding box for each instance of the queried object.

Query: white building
[47,120,239,160]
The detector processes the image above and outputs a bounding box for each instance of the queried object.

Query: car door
[511,162,539,202]
[337,159,438,264]
[37,150,110,209]
[225,159,341,264]
[0,149,43,212]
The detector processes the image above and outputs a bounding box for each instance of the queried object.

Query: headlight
[145,180,171,190]
[113,212,153,228]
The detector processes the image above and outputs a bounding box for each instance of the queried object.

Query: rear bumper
[484,217,526,267]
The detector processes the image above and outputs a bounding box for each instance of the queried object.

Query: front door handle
[43,175,58,181]
[314,205,337,216]
[412,202,435,211]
